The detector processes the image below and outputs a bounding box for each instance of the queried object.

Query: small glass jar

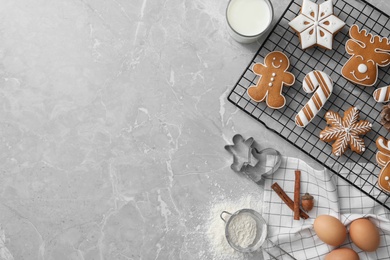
[226,0,274,44]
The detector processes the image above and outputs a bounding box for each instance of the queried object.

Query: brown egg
[325,248,359,260]
[313,215,347,247]
[349,218,380,252]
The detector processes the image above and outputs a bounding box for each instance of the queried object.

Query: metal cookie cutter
[225,134,282,183]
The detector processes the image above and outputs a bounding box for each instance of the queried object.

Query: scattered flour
[205,195,264,260]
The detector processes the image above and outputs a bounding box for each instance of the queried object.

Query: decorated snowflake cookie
[319,107,372,156]
[289,0,345,50]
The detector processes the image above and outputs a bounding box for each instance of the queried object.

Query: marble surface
[0,0,389,259]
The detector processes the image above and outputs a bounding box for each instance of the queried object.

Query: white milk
[226,0,273,43]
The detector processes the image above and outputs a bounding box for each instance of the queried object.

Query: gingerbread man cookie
[375,136,390,193]
[247,51,295,109]
[319,107,372,156]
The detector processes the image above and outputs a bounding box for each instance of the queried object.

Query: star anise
[319,107,372,156]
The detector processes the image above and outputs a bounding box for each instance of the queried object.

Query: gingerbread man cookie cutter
[225,134,282,184]
[247,51,295,109]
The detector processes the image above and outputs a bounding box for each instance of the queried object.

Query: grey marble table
[0,0,388,259]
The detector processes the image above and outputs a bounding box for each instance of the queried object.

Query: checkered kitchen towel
[261,157,390,260]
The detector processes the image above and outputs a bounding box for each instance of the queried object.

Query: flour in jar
[228,212,257,248]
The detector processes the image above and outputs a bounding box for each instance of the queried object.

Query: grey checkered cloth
[261,157,390,260]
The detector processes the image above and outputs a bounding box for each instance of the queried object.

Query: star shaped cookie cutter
[225,134,282,183]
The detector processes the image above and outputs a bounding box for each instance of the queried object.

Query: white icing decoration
[295,71,333,127]
[385,176,389,181]
[373,85,390,103]
[319,0,333,18]
[289,14,313,33]
[317,26,333,49]
[320,15,345,34]
[300,27,318,49]
[358,64,368,73]
[288,0,345,50]
[350,71,369,82]
[269,83,273,87]
[301,0,318,21]
[271,78,275,81]
[271,62,281,69]
[272,73,276,76]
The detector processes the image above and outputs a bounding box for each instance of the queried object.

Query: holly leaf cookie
[319,107,372,156]
[289,0,345,50]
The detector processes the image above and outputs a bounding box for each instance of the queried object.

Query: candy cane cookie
[295,70,333,127]
[373,85,390,103]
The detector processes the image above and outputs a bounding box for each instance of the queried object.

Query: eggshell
[325,248,359,260]
[349,218,380,252]
[313,215,347,247]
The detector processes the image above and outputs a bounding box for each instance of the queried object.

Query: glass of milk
[226,0,274,43]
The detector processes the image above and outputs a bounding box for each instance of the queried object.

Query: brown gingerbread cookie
[375,136,390,193]
[378,163,390,193]
[376,136,390,168]
[319,107,372,156]
[342,24,390,87]
[247,51,295,109]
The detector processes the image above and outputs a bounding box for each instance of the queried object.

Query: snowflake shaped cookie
[319,107,372,156]
[289,0,345,50]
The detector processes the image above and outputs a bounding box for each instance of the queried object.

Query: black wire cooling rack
[228,0,390,210]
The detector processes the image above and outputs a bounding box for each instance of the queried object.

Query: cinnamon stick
[294,170,301,220]
[271,182,309,220]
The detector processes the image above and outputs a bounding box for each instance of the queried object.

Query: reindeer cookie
[342,24,390,87]
[247,51,295,109]
[375,136,390,193]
